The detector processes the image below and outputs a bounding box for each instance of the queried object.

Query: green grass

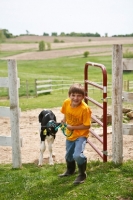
[0,54,132,83]
[0,56,112,81]
[0,90,105,111]
[0,49,37,58]
[0,161,133,200]
[123,49,133,58]
[1,55,132,82]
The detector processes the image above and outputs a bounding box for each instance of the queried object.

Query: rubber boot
[73,160,87,184]
[58,160,76,177]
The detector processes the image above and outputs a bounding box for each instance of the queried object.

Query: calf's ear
[38,111,43,123]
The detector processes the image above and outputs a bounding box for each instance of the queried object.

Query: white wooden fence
[34,79,132,97]
[0,60,22,168]
[35,79,52,96]
[35,79,76,96]
[112,45,133,164]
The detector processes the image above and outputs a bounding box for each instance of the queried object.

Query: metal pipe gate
[84,62,108,162]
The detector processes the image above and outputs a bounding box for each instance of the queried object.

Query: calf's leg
[47,136,54,165]
[38,141,46,166]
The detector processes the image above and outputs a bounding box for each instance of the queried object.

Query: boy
[58,83,91,184]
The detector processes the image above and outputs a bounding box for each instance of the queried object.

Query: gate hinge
[101,97,112,102]
[102,151,112,158]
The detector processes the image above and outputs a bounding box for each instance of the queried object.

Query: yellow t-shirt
[61,98,91,141]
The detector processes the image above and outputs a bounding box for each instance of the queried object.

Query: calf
[38,109,60,166]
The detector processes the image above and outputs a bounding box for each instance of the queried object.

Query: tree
[39,41,45,51]
[0,30,6,43]
[43,32,49,36]
[51,32,57,36]
[60,32,65,36]
[2,29,12,38]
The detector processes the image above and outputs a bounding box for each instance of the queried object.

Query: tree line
[0,29,133,40]
[44,32,133,37]
[112,33,133,37]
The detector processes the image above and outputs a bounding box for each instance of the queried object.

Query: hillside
[1,36,133,60]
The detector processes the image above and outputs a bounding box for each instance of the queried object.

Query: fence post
[50,80,52,91]
[62,80,63,93]
[127,80,129,91]
[8,59,22,168]
[112,45,123,164]
[35,79,37,96]
[26,80,29,98]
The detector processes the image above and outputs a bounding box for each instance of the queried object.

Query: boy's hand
[61,120,65,124]
[66,124,74,131]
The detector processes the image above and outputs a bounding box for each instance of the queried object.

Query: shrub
[39,41,45,51]
[83,51,90,58]
[53,38,65,43]
[54,38,59,43]
[47,42,51,50]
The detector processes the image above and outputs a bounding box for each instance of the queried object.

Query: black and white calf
[38,109,60,166]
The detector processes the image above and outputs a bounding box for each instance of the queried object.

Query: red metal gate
[84,62,107,162]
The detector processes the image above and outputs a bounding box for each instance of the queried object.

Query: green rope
[55,124,73,137]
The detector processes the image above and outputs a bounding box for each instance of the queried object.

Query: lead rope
[55,124,73,137]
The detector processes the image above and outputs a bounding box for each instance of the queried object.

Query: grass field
[0,161,133,200]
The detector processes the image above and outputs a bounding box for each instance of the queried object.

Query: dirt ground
[0,107,133,165]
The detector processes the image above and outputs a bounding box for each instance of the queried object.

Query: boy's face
[69,93,84,107]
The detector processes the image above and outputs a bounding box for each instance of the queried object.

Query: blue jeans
[65,137,87,165]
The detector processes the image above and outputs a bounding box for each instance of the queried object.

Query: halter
[41,120,73,137]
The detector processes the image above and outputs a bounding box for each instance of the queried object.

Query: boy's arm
[61,115,66,123]
[67,124,90,131]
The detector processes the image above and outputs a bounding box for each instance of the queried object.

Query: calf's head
[38,110,60,140]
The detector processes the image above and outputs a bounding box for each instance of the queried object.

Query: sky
[0,0,133,37]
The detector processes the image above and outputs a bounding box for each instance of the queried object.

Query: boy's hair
[68,83,85,96]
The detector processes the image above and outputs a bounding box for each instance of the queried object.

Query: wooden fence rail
[35,79,77,96]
